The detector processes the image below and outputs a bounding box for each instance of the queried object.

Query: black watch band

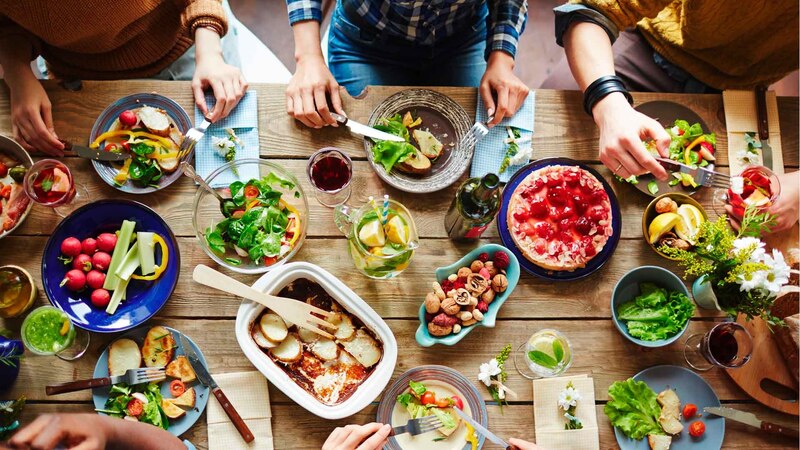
[583,75,633,116]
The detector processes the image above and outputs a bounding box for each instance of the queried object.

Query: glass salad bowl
[192,158,308,274]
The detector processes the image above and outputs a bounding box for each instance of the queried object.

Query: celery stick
[116,245,140,281]
[103,220,136,290]
[137,232,156,276]
[106,277,131,315]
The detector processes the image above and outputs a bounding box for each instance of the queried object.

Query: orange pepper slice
[131,234,169,281]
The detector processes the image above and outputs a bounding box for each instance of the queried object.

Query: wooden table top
[0,81,797,449]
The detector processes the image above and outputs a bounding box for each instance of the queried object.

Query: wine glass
[683,322,753,371]
[20,306,90,361]
[22,159,88,218]
[306,147,352,207]
[513,328,573,379]
[712,165,781,221]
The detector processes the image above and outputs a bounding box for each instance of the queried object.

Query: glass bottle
[444,173,501,240]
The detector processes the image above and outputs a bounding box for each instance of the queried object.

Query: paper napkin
[194,90,260,187]
[470,90,536,182]
[207,371,274,450]
[532,374,599,450]
[722,90,784,176]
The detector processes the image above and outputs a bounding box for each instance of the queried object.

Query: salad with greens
[617,283,694,341]
[396,380,463,439]
[204,173,302,267]
[97,383,169,429]
[605,379,663,440]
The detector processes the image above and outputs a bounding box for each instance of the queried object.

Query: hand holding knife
[452,407,520,449]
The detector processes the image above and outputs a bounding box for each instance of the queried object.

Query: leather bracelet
[583,75,633,116]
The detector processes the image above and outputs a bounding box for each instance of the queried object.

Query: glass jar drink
[514,329,573,379]
[307,147,352,207]
[23,159,76,207]
[725,165,780,218]
[334,199,418,279]
[0,265,37,318]
[683,322,753,371]
[20,306,89,360]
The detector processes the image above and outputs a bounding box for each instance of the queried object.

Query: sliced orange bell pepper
[131,234,169,281]
[90,130,174,150]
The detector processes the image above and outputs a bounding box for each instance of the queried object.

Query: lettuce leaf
[431,407,457,431]
[604,379,663,440]
[372,141,416,172]
[617,283,694,341]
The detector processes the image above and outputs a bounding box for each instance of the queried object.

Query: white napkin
[532,375,599,450]
[207,371,274,450]
[722,90,784,175]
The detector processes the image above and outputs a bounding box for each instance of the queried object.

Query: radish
[86,270,106,290]
[97,233,117,253]
[81,237,98,255]
[91,289,111,308]
[60,269,86,291]
[92,252,112,272]
[72,254,93,272]
[60,237,82,257]
[698,142,716,161]
[119,110,137,127]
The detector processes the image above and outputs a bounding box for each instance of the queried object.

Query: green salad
[605,379,664,440]
[396,381,460,437]
[371,114,417,172]
[97,383,169,429]
[617,283,694,341]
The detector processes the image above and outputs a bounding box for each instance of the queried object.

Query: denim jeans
[327,4,489,96]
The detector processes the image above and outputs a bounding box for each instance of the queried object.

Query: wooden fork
[192,265,337,339]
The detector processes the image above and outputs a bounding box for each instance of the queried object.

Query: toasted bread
[339,329,381,368]
[270,334,302,363]
[157,156,179,173]
[412,129,444,160]
[311,338,339,361]
[396,148,431,175]
[171,387,196,408]
[161,399,186,419]
[166,355,196,383]
[108,338,142,377]
[252,327,277,350]
[329,312,355,341]
[437,409,460,437]
[657,389,683,435]
[259,313,288,343]
[138,106,171,137]
[142,326,175,368]
[648,434,672,450]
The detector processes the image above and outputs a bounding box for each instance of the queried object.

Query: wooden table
[0,81,797,449]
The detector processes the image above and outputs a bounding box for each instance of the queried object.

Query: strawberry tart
[506,165,613,271]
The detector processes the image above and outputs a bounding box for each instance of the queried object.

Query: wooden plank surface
[0,81,797,450]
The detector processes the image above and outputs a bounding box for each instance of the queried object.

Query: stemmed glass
[712,165,781,221]
[683,322,753,371]
[20,306,90,361]
[306,147,352,207]
[22,159,88,217]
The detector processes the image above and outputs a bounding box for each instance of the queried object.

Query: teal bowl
[611,265,693,348]
[415,244,520,347]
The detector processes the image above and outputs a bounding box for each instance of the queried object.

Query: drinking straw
[368,196,382,220]
[381,194,390,225]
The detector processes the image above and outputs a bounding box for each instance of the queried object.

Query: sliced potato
[108,338,142,377]
[413,129,444,160]
[138,106,171,137]
[142,326,175,368]
[311,338,339,361]
[252,327,277,349]
[165,355,196,383]
[329,313,355,341]
[259,313,288,343]
[339,329,382,368]
[270,334,302,363]
[171,387,196,408]
[297,326,320,344]
[161,399,186,419]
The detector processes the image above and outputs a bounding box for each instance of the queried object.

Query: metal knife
[61,140,131,162]
[452,406,516,449]
[179,335,254,443]
[755,86,774,169]
[704,406,799,439]
[330,112,405,142]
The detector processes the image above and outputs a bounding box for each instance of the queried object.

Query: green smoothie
[21,306,75,355]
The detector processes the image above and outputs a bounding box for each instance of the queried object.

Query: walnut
[432,282,446,300]
[655,197,678,213]
[470,260,484,272]
[659,232,692,251]
[481,289,496,304]
[425,292,441,314]
[441,297,461,315]
[454,288,471,306]
[492,274,508,293]
[432,312,458,327]
[466,273,489,296]
[428,322,453,336]
[484,261,498,278]
[457,267,472,279]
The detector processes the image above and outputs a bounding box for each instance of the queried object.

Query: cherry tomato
[450,395,464,410]
[436,397,452,408]
[170,379,186,397]
[126,398,144,417]
[121,142,131,152]
[0,162,8,178]
[420,391,437,405]
[682,403,698,420]
[244,185,259,199]
[263,256,278,266]
[0,185,11,200]
[688,421,705,437]
[104,143,120,153]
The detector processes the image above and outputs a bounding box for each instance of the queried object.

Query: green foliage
[605,379,663,440]
[488,344,512,411]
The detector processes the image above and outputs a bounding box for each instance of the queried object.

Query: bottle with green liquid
[444,173,501,240]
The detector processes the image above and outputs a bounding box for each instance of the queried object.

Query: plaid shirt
[286,0,528,58]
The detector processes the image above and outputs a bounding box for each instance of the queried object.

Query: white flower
[508,145,532,166]
[733,237,766,261]
[211,136,234,157]
[737,269,767,292]
[736,149,761,166]
[762,249,791,293]
[478,358,501,387]
[557,385,581,410]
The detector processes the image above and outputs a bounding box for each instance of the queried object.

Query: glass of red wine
[712,165,780,221]
[683,322,753,371]
[23,159,86,217]
[307,147,352,207]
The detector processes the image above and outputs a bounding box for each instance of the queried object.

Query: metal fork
[177,116,212,164]
[655,157,731,189]
[391,415,443,436]
[457,117,492,152]
[46,367,166,395]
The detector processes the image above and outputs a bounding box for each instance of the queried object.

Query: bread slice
[396,148,431,175]
[142,326,176,368]
[161,399,186,419]
[311,338,339,361]
[138,106,171,137]
[437,409,460,437]
[657,389,684,435]
[166,355,196,383]
[648,434,672,450]
[252,327,277,350]
[413,129,444,160]
[329,313,355,341]
[259,313,288,343]
[171,387,196,408]
[157,156,179,173]
[108,338,142,377]
[339,329,381,368]
[270,334,302,363]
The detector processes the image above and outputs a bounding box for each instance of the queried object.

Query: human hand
[7,414,110,450]
[322,423,391,450]
[727,171,799,233]
[286,54,345,128]
[592,92,671,181]
[9,75,64,156]
[192,28,248,122]
[480,51,529,127]
[509,437,543,449]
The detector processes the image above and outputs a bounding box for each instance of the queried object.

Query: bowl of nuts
[415,244,520,347]
[642,193,708,260]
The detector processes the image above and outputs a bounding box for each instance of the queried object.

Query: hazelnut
[441,297,460,315]
[447,274,458,282]
[454,288,471,306]
[428,322,453,336]
[459,310,473,321]
[473,310,484,321]
[457,267,472,279]
[465,273,489,296]
[481,289,496,303]
[492,274,509,293]
[425,292,441,314]
[470,260,484,272]
[655,197,678,213]
[452,324,462,334]
[484,261,498,278]
[461,318,477,327]
[432,282,446,300]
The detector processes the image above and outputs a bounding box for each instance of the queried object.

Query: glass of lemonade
[514,329,573,379]
[0,265,37,318]
[20,306,89,360]
[334,198,418,279]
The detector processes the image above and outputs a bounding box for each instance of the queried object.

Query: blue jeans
[327,4,488,96]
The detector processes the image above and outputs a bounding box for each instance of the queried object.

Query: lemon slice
[648,212,682,244]
[358,219,385,247]
[384,215,409,245]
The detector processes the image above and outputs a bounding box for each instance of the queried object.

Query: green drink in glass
[21,306,89,360]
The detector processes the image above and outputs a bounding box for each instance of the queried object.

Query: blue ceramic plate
[614,365,724,450]
[41,200,180,333]
[376,365,487,450]
[92,326,210,437]
[415,244,519,347]
[89,93,191,194]
[497,157,622,281]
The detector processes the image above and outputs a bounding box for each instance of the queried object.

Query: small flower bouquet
[558,381,583,430]
[478,344,517,411]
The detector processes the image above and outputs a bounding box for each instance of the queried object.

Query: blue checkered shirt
[286,0,528,59]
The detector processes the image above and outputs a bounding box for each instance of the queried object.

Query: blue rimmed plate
[92,326,210,437]
[377,365,487,450]
[41,200,180,333]
[614,365,724,449]
[497,157,622,281]
[89,93,191,194]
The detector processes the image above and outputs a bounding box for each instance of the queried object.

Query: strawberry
[563,170,580,187]
[546,175,563,188]
[528,197,548,219]
[574,216,594,235]
[547,185,569,206]
[534,222,555,240]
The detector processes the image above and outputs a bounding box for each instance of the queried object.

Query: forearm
[194,27,224,64]
[292,20,324,63]
[105,416,185,450]
[562,21,615,90]
[0,38,37,90]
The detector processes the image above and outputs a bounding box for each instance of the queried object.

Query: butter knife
[330,112,405,142]
[755,86,774,170]
[61,140,131,162]
[452,406,517,449]
[704,406,798,439]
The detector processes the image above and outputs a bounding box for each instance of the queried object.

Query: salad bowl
[642,193,708,260]
[0,135,34,240]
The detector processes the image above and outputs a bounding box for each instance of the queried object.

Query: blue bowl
[41,200,180,333]
[415,244,519,347]
[611,266,692,347]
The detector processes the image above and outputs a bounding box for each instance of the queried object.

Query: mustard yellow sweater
[575,0,799,90]
[0,0,227,80]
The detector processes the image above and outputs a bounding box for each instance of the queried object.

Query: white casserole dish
[235,261,398,419]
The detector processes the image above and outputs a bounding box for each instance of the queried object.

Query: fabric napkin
[207,371,274,450]
[722,90,784,176]
[469,90,536,182]
[532,374,599,450]
[194,90,260,187]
